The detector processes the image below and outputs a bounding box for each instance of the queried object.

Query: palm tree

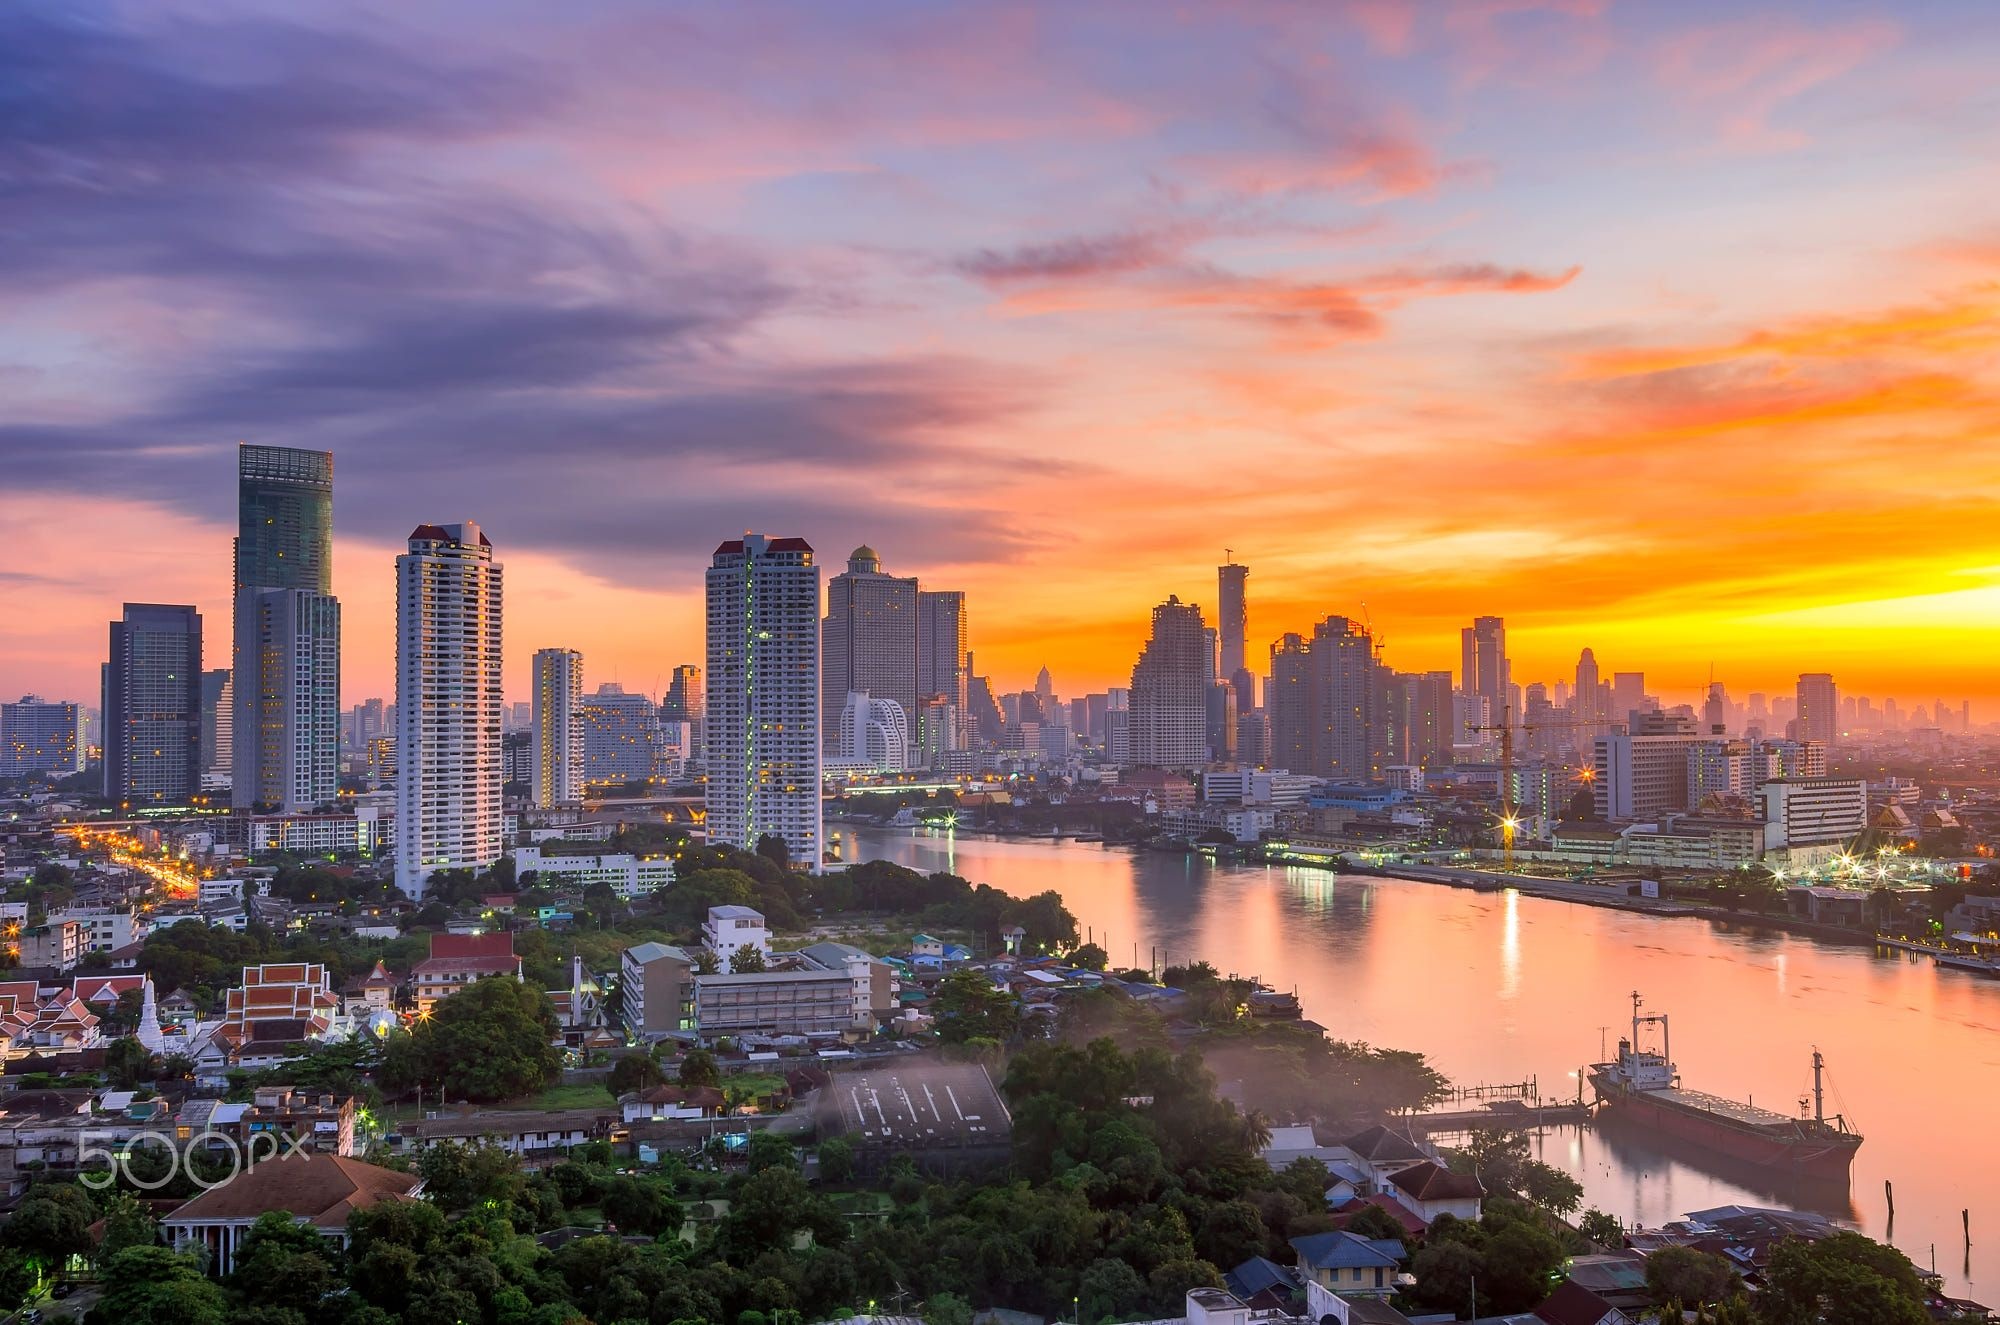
[1239,1108,1273,1153]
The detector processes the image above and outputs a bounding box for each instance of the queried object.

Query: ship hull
[1592,1083,1860,1179]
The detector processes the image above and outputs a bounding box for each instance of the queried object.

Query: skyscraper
[231,444,340,812]
[1573,649,1604,727]
[1129,596,1209,769]
[916,591,970,757]
[395,523,503,897]
[531,648,583,807]
[199,669,231,778]
[660,664,704,763]
[1268,633,1312,775]
[235,589,341,810]
[1460,615,1509,728]
[1796,673,1839,744]
[1310,616,1376,781]
[1218,557,1255,708]
[104,604,203,805]
[821,546,917,765]
[706,534,821,867]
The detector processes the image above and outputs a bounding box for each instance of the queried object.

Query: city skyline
[6,3,2000,708]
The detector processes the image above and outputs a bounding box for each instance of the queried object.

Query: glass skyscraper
[231,444,341,812]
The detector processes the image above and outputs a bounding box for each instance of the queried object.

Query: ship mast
[1813,1049,1825,1126]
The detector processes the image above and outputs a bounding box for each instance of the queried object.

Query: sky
[4,0,2000,713]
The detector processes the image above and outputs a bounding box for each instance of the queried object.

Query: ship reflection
[1590,1111,1861,1222]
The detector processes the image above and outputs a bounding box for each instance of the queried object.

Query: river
[837,825,2000,1295]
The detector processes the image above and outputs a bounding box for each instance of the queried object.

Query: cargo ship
[1589,993,1862,1180]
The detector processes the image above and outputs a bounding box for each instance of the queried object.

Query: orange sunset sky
[3,1,1999,712]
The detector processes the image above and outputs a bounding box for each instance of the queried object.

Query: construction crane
[1463,707,1603,864]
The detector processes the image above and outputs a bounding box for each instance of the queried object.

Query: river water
[838,826,2000,1295]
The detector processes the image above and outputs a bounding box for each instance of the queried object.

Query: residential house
[403,1108,611,1157]
[163,1153,421,1274]
[1289,1230,1405,1299]
[1525,1279,1637,1325]
[341,962,398,1017]
[619,1084,725,1123]
[1382,1161,1483,1225]
[411,933,522,1012]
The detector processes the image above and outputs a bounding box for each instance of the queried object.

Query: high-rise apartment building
[104,604,203,805]
[821,547,916,764]
[580,683,662,784]
[1409,670,1455,769]
[531,648,584,807]
[395,523,503,897]
[1796,673,1838,745]
[1591,710,1703,821]
[1461,616,1510,727]
[1268,634,1312,775]
[1308,616,1376,781]
[705,534,821,868]
[916,591,970,757]
[1,696,85,777]
[231,444,340,813]
[1129,596,1210,770]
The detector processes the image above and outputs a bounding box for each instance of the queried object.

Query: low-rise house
[1289,1230,1404,1299]
[404,1108,611,1157]
[1333,1125,1437,1192]
[1382,1160,1483,1225]
[163,1153,421,1274]
[619,1084,725,1123]
[1525,1279,1637,1325]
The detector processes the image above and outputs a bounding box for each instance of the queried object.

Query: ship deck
[1644,1085,1807,1130]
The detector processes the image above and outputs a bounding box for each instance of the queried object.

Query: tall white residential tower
[396,522,503,897]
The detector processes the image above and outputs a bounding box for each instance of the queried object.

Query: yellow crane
[1463,708,1603,864]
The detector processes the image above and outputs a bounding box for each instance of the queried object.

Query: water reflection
[851,827,1999,1292]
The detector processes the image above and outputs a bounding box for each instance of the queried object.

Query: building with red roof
[411,932,521,1012]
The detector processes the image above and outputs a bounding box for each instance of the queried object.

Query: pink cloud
[1654,15,1899,150]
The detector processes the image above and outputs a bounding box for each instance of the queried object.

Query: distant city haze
[4,4,2000,707]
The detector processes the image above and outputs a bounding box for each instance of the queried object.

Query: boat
[1588,992,1862,1179]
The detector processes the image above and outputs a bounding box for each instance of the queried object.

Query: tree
[817,1137,855,1185]
[1756,1232,1928,1325]
[678,1049,721,1089]
[931,968,1019,1044]
[92,1246,229,1325]
[1068,943,1108,971]
[1577,1208,1624,1247]
[924,1291,973,1325]
[0,1182,93,1272]
[756,835,793,870]
[104,1035,159,1090]
[609,1052,664,1095]
[1646,1245,1739,1309]
[731,944,768,974]
[601,1175,680,1237]
[396,977,562,1102]
[746,1130,795,1174]
[229,1210,343,1315]
[1193,1201,1267,1271]
[97,1191,160,1258]
[1342,1203,1408,1244]
[416,1139,528,1212]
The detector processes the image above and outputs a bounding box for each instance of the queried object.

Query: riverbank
[1342,858,1878,946]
